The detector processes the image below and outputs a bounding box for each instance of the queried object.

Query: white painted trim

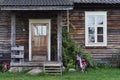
[48,20,51,61]
[29,19,51,61]
[29,20,32,61]
[85,11,107,47]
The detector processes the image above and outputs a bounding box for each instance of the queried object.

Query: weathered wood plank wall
[15,11,58,61]
[64,5,120,62]
[0,11,11,54]
[0,6,120,63]
[0,11,58,61]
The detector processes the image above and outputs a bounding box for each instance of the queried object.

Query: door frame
[29,19,51,61]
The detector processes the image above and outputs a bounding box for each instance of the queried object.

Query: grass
[0,68,120,80]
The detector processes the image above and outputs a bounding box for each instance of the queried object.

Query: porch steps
[43,62,63,75]
[10,61,63,75]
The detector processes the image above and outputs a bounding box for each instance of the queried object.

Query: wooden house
[0,0,120,68]
[70,0,120,63]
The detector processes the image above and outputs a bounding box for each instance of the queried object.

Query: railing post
[57,12,62,62]
[11,13,16,47]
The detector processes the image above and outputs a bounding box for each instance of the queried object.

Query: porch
[0,0,73,74]
[10,11,63,64]
[10,61,62,75]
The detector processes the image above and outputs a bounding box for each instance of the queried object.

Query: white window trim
[85,11,107,47]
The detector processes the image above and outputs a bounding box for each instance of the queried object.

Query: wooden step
[43,62,63,75]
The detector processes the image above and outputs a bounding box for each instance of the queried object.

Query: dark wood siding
[67,7,120,62]
[0,11,58,61]
[0,11,11,54]
[0,6,120,63]
[15,11,58,61]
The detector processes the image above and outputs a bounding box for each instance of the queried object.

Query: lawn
[0,68,120,80]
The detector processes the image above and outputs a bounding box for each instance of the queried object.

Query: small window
[85,12,107,46]
[32,23,47,36]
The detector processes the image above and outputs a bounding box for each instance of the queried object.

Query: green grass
[0,68,120,80]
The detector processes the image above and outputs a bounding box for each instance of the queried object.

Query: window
[85,12,107,46]
[32,23,47,36]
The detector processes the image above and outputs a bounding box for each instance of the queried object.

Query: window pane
[97,16,104,25]
[37,26,47,35]
[38,26,42,35]
[88,16,95,25]
[33,26,39,36]
[33,24,47,36]
[89,34,95,42]
[89,27,95,34]
[42,26,47,35]
[97,35,103,42]
[97,27,103,34]
[88,27,95,42]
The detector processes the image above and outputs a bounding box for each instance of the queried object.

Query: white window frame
[85,11,107,46]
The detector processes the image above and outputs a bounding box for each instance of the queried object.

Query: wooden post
[67,10,70,32]
[57,12,62,62]
[11,13,16,47]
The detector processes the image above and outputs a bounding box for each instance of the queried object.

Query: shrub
[62,27,81,69]
[51,27,95,69]
[82,53,96,68]
[62,27,95,69]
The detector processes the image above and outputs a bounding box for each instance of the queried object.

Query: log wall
[0,5,120,63]
[0,11,58,61]
[0,11,11,54]
[15,11,58,61]
[66,6,120,63]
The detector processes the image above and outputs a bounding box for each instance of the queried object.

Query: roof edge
[0,6,73,10]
